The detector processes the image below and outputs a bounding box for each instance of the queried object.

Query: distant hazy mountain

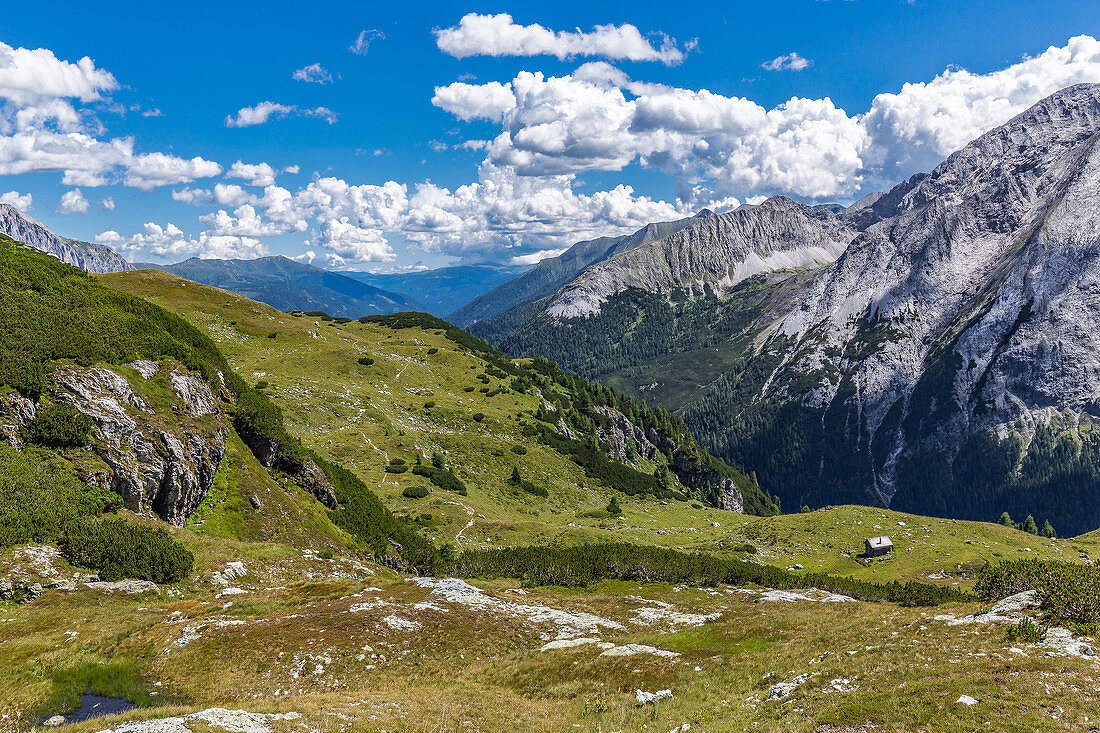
[450,212,707,341]
[0,204,132,273]
[143,256,424,318]
[339,264,529,318]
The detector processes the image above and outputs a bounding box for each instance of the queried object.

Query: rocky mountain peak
[543,193,855,319]
[0,204,132,274]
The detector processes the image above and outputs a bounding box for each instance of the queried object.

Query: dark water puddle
[45,688,135,727]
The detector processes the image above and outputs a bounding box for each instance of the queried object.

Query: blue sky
[1,1,1099,270]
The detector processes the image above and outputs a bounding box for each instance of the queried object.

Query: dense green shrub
[977,558,1100,623]
[472,412,485,422]
[403,486,430,499]
[20,403,93,448]
[412,464,467,496]
[61,519,193,583]
[0,444,120,548]
[427,348,438,355]
[508,466,548,497]
[0,348,48,397]
[445,543,972,606]
[510,445,528,455]
[255,380,269,390]
[357,357,374,366]
[362,312,498,355]
[423,401,435,409]
[1005,618,1045,642]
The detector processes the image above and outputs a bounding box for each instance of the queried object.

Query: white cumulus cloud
[432,81,516,122]
[99,222,269,260]
[227,160,277,186]
[57,188,89,214]
[435,13,692,66]
[0,190,32,210]
[0,41,117,106]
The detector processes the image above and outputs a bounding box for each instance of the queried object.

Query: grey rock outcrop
[0,391,37,447]
[0,204,132,273]
[577,405,745,512]
[297,457,339,509]
[1,362,227,526]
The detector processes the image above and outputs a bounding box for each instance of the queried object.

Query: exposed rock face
[758,84,1100,506]
[584,405,744,512]
[545,197,856,318]
[297,457,339,509]
[0,204,132,273]
[1,362,227,526]
[0,391,37,447]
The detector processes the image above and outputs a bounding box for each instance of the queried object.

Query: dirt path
[443,500,476,546]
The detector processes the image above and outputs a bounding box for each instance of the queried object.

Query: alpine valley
[486,84,1100,537]
[7,27,1100,732]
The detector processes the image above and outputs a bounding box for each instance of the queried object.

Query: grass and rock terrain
[3,255,1100,731]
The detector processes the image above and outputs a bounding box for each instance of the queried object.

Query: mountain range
[340,264,530,318]
[450,212,708,339]
[477,83,1100,536]
[139,256,425,318]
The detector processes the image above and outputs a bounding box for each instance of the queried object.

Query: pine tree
[999,512,1013,527]
[606,495,622,516]
[655,463,671,490]
[510,466,521,484]
[1041,520,1056,538]
[1023,515,1039,535]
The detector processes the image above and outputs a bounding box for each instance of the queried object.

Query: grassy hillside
[100,269,1100,579]
[5,252,1100,731]
[102,269,781,552]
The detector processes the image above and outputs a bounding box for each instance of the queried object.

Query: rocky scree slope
[0,203,131,273]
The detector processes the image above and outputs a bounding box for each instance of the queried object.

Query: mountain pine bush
[20,403,93,448]
[61,518,194,583]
